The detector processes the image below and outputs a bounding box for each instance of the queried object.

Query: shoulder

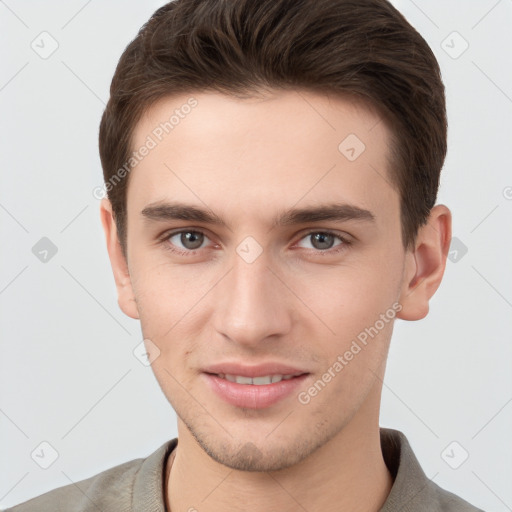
[431,485,485,512]
[380,428,485,512]
[3,458,143,512]
[430,482,484,512]
[3,439,177,512]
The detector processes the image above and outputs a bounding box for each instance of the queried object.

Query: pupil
[313,233,333,250]
[182,231,203,250]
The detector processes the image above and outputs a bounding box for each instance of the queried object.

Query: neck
[166,392,393,512]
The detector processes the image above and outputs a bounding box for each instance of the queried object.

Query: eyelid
[298,228,352,243]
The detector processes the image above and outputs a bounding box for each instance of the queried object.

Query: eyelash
[157,229,351,257]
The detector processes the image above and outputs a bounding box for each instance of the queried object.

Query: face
[109,89,413,471]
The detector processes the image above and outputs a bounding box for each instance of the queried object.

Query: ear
[396,204,452,321]
[99,198,140,320]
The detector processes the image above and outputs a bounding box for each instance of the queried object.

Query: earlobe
[99,198,140,320]
[396,204,452,321]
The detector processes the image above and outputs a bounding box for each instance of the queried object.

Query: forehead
[127,89,398,229]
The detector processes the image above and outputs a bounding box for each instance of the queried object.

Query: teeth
[235,375,253,385]
[216,374,299,385]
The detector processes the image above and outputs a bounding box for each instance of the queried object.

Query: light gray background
[1,0,511,509]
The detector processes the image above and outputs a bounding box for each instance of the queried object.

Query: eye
[162,229,212,255]
[159,228,351,257]
[296,230,350,253]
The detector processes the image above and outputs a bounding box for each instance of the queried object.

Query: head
[99,0,451,471]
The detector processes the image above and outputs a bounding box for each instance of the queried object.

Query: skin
[100,89,451,512]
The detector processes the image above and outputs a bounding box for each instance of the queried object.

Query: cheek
[130,234,403,347]
[130,258,209,335]
[300,258,400,337]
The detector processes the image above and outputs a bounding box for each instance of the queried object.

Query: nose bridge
[213,246,291,345]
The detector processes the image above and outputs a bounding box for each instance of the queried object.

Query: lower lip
[203,373,309,409]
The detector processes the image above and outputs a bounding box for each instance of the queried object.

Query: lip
[201,362,310,409]
[203,372,310,409]
[202,362,308,378]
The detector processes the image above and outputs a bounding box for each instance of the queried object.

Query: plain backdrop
[1,0,511,509]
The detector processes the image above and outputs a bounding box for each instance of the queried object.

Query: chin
[203,441,309,472]
[185,418,326,472]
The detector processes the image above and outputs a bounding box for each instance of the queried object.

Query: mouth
[210,372,306,385]
[202,371,310,409]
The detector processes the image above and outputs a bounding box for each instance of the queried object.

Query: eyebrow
[140,201,375,229]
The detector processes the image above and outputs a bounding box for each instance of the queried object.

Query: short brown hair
[99,0,447,258]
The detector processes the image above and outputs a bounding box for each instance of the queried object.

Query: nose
[212,249,293,347]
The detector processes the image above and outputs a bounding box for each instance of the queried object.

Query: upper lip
[203,362,309,378]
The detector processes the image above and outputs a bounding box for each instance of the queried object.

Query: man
[5,0,484,510]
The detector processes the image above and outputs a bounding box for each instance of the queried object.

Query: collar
[130,428,473,511]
